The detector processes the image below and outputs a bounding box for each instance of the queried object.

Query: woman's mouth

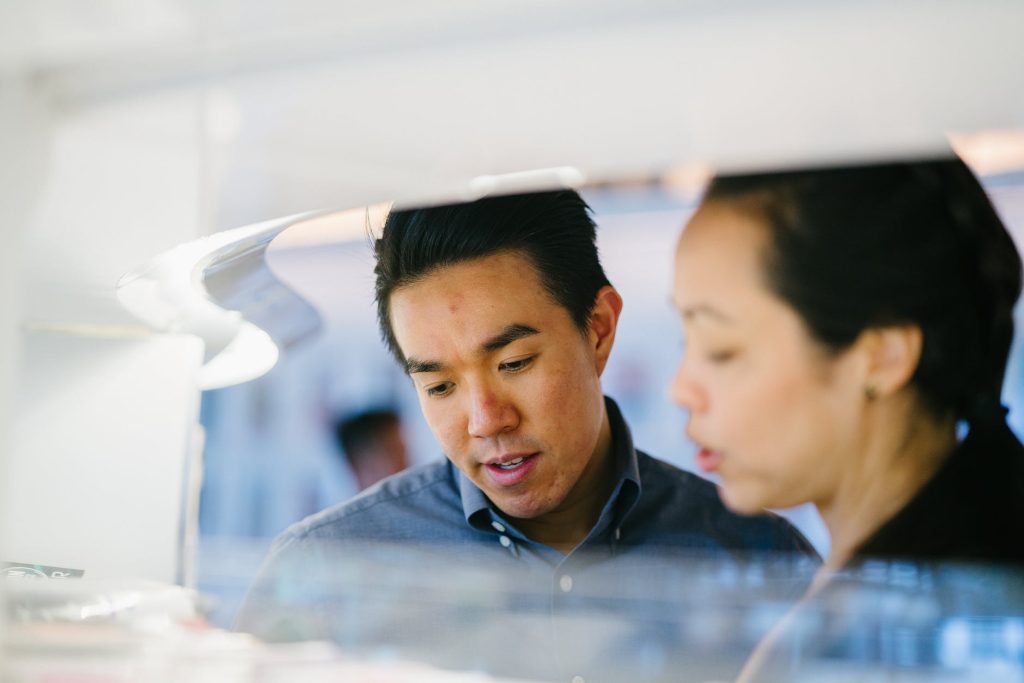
[696,447,724,474]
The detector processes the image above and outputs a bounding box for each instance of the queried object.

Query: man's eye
[425,382,454,397]
[499,356,534,373]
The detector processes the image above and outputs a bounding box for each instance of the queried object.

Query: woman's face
[670,199,867,514]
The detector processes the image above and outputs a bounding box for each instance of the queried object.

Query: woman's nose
[669,354,705,414]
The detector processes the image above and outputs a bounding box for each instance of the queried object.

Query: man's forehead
[388,252,567,365]
[390,255,550,321]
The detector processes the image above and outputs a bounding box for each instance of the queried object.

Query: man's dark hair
[335,408,400,464]
[373,190,611,366]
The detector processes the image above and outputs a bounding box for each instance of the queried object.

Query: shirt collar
[457,395,642,528]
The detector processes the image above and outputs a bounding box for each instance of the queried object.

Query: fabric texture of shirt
[237,397,819,682]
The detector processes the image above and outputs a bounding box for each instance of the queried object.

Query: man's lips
[484,452,536,466]
[483,452,540,486]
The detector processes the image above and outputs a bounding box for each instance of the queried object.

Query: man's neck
[511,413,618,555]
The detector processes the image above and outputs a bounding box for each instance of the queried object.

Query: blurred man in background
[334,407,410,491]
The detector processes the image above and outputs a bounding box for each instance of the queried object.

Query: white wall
[6,333,202,582]
[1,79,208,583]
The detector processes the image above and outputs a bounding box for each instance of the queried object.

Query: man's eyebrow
[404,323,540,374]
[405,358,444,374]
[481,323,540,353]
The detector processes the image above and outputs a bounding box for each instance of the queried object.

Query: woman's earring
[864,385,879,401]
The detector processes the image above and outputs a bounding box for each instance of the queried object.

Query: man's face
[389,251,615,521]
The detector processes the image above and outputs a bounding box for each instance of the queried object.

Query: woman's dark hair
[373,190,611,366]
[704,157,1022,427]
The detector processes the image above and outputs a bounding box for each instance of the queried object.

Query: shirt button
[572,676,585,683]
[491,521,506,533]
[559,574,573,593]
[499,535,512,548]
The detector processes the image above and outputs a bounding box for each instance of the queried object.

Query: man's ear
[858,324,923,399]
[589,286,623,376]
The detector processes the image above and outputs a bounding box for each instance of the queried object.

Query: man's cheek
[423,409,456,448]
[529,373,564,410]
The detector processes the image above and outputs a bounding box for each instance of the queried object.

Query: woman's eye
[499,356,534,373]
[425,382,454,397]
[707,349,737,364]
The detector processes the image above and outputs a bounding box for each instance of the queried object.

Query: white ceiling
[5,0,1024,342]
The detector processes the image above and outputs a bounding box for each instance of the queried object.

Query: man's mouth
[494,455,528,470]
[483,453,540,485]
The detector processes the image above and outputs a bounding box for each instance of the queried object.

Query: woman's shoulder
[856,428,1024,564]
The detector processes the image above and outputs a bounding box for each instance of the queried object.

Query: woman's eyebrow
[679,303,734,324]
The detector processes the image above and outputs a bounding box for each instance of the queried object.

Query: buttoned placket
[549,552,591,683]
[491,519,521,559]
[546,516,634,683]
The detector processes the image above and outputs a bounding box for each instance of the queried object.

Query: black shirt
[856,424,1024,564]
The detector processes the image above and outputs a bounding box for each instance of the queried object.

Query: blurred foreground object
[3,577,540,682]
[235,542,1024,682]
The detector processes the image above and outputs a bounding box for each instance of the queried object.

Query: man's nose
[467,383,519,439]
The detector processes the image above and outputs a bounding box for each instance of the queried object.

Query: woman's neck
[817,399,956,571]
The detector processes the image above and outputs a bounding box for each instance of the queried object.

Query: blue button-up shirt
[238,398,818,682]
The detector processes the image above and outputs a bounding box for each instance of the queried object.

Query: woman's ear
[589,286,623,376]
[859,324,923,399]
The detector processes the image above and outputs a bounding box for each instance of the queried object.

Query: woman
[670,157,1024,678]
[671,157,1023,570]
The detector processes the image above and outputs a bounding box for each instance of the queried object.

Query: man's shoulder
[633,450,818,558]
[635,450,722,503]
[278,459,461,547]
[633,450,739,520]
[237,460,472,632]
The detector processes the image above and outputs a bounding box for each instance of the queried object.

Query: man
[238,190,817,681]
[334,407,409,491]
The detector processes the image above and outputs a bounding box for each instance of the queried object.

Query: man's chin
[490,493,554,522]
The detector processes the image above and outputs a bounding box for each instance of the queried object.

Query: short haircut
[705,157,1022,422]
[373,190,611,366]
[335,408,400,463]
